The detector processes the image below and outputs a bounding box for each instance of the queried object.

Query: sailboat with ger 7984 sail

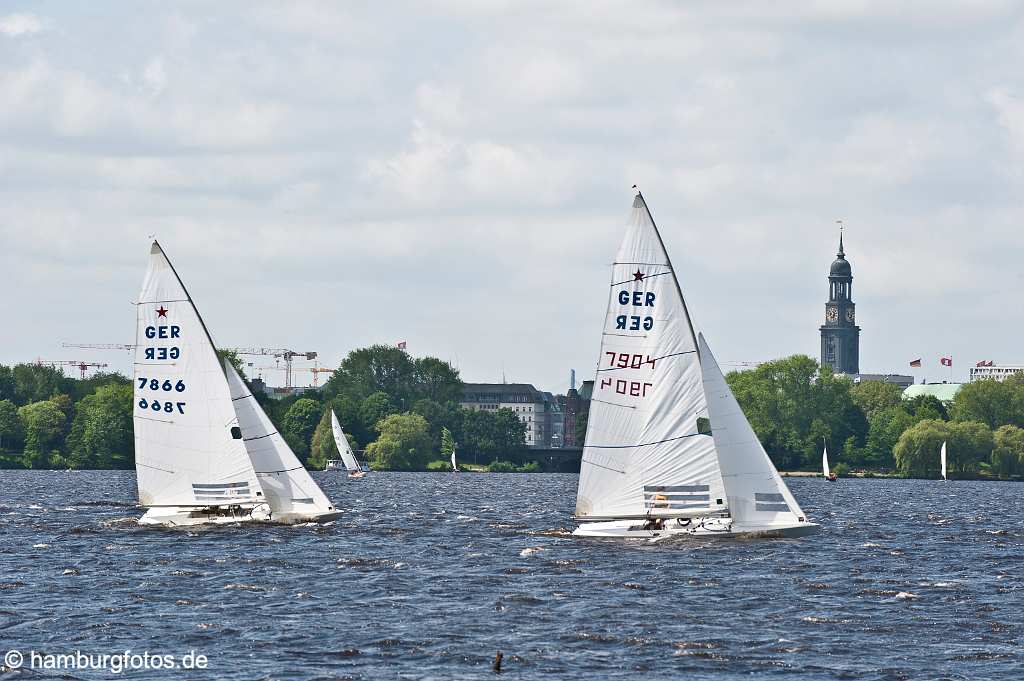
[572,191,818,539]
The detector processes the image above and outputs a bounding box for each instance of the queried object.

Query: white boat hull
[138,504,342,527]
[573,517,820,540]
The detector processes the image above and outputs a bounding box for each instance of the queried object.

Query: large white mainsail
[574,193,727,521]
[698,333,808,529]
[133,242,265,518]
[225,361,339,522]
[330,410,361,473]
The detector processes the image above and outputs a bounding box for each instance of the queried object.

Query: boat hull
[138,505,342,527]
[572,517,820,540]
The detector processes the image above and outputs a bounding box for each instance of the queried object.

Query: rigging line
[136,298,190,305]
[595,350,697,372]
[135,415,174,423]
[133,362,178,366]
[135,461,176,474]
[232,393,254,402]
[256,466,305,474]
[584,432,702,449]
[590,398,637,409]
[610,271,672,287]
[243,431,278,442]
[602,332,648,338]
[613,262,672,267]
[579,458,626,474]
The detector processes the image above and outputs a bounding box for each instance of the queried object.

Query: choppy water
[0,471,1021,680]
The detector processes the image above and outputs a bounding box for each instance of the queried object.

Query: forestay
[330,410,361,472]
[575,194,727,520]
[224,361,335,517]
[698,333,807,527]
[133,242,263,508]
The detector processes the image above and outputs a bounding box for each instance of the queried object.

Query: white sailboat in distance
[823,441,836,481]
[330,410,365,479]
[940,441,948,481]
[572,192,818,539]
[451,445,459,473]
[133,241,340,526]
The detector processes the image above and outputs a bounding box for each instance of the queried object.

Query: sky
[2,1,1023,393]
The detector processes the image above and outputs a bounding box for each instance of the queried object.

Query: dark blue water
[1,471,1021,680]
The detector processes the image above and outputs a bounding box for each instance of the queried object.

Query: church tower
[820,231,860,374]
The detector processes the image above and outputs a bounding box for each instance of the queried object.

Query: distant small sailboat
[572,192,818,539]
[823,442,837,482]
[451,445,459,473]
[134,241,340,526]
[330,410,365,479]
[940,440,948,481]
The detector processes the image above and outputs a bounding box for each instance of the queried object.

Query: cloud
[3,3,1024,391]
[0,13,42,37]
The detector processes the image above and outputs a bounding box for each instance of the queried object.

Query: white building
[969,364,1024,382]
[460,383,552,447]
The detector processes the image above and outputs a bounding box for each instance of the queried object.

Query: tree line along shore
[1,347,1023,479]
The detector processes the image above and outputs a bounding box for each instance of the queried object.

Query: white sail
[330,410,361,472]
[451,446,459,472]
[822,444,830,478]
[698,333,807,528]
[224,361,336,519]
[575,193,727,520]
[940,441,947,480]
[133,242,264,508]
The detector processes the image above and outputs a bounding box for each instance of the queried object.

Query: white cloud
[3,3,1024,389]
[0,12,42,36]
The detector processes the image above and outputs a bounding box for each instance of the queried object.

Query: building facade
[460,383,553,448]
[820,233,860,374]
[969,364,1024,382]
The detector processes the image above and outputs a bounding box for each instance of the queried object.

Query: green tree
[412,357,462,403]
[309,410,338,471]
[0,399,24,451]
[281,398,322,464]
[358,392,395,441]
[0,365,14,403]
[18,400,67,468]
[323,345,416,403]
[11,364,73,406]
[216,349,248,380]
[726,356,866,469]
[850,381,903,420]
[946,420,993,476]
[991,425,1024,478]
[365,413,433,470]
[64,383,133,468]
[458,408,526,463]
[441,426,456,458]
[894,419,948,478]
[950,379,1022,429]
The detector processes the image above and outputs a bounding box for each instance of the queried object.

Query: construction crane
[255,365,334,387]
[231,348,317,389]
[35,359,110,379]
[62,342,135,351]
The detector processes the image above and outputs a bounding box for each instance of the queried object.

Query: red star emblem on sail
[633,270,644,281]
[156,306,168,318]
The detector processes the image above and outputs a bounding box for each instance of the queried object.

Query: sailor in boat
[826,472,837,482]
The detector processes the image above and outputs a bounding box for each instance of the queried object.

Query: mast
[634,189,701,360]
